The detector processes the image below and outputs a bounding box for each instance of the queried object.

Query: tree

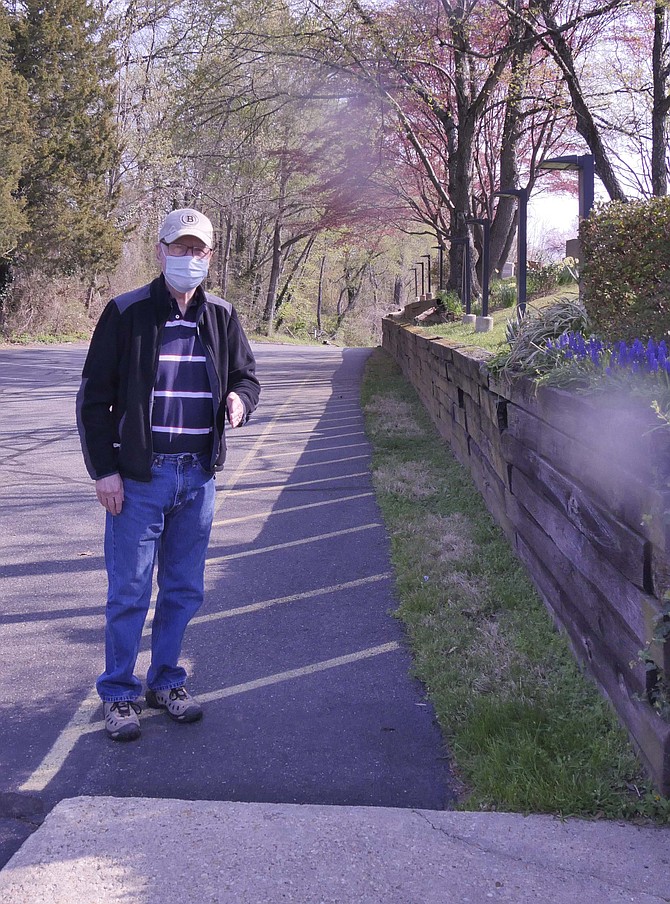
[157,0,393,334]
[651,0,670,195]
[0,5,32,329]
[536,0,628,201]
[487,0,634,202]
[11,0,123,275]
[0,6,32,263]
[292,1,576,289]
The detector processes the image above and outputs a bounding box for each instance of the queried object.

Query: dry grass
[443,569,489,601]
[394,513,477,563]
[468,618,518,697]
[365,395,424,436]
[373,462,441,499]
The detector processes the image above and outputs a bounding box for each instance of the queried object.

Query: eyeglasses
[161,241,212,260]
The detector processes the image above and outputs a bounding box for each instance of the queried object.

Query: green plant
[435,288,463,317]
[487,297,588,377]
[527,261,578,299]
[490,278,516,309]
[562,257,579,283]
[527,264,556,297]
[581,196,670,342]
[5,330,90,344]
[638,595,670,720]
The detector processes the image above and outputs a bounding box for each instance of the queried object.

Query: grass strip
[361,346,669,822]
[417,286,580,352]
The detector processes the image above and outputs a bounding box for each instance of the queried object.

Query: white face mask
[164,255,210,293]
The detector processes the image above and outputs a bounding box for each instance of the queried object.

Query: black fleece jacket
[76,276,260,481]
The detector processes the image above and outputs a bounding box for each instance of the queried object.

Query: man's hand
[226,391,245,428]
[96,473,124,515]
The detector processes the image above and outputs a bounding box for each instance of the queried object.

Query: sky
[526,173,610,261]
[527,193,579,260]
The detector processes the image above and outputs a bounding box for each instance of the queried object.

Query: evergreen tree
[12,0,123,275]
[0,5,32,265]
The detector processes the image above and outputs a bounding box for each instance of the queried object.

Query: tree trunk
[490,36,530,277]
[0,262,12,333]
[497,211,518,276]
[263,218,282,334]
[335,263,368,331]
[85,276,97,312]
[652,0,669,196]
[316,254,326,332]
[250,269,264,325]
[441,1,514,295]
[275,235,316,313]
[218,211,233,295]
[446,33,475,292]
[393,275,402,308]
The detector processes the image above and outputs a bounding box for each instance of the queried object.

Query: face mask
[164,254,210,293]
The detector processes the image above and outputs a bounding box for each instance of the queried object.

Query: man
[77,207,260,742]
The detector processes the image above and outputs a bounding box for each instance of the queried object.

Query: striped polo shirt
[151,298,213,455]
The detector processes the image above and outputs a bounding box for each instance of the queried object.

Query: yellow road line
[196,642,401,705]
[18,688,102,792]
[251,442,368,460]
[212,492,373,528]
[185,573,392,629]
[269,408,362,420]
[222,454,370,483]
[227,471,370,497]
[247,431,366,447]
[206,523,381,566]
[20,641,401,792]
[220,377,314,500]
[18,647,150,793]
[253,419,362,432]
[7,573,391,637]
[230,415,365,443]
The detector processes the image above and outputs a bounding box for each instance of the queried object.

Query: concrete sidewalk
[0,798,668,903]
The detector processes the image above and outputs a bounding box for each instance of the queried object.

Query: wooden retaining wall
[382,317,670,795]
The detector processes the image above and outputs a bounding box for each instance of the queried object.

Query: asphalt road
[0,341,454,866]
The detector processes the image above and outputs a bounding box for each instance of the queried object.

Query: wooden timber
[382,317,670,795]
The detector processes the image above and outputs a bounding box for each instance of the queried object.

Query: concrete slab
[0,797,668,904]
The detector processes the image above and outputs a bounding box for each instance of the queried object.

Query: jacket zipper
[197,310,222,470]
[150,318,166,455]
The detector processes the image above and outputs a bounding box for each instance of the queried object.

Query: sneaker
[145,686,203,723]
[103,700,141,741]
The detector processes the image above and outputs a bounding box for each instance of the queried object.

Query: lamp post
[536,153,595,221]
[421,254,432,297]
[416,260,426,298]
[495,187,528,317]
[410,267,418,298]
[466,217,492,330]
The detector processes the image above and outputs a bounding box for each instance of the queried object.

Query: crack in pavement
[411,810,667,901]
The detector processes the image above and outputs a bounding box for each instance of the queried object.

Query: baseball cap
[159,208,214,248]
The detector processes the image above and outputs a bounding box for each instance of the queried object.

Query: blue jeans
[97,452,216,702]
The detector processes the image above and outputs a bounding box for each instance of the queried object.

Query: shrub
[435,288,463,317]
[490,278,517,309]
[1,269,98,338]
[581,197,670,343]
[487,297,588,376]
[527,260,578,299]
